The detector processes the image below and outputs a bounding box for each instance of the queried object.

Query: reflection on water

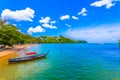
[0,50,49,80]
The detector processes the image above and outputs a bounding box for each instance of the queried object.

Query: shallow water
[0,43,120,80]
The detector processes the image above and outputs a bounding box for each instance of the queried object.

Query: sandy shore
[0,44,35,58]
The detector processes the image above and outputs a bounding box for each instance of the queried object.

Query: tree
[0,23,25,47]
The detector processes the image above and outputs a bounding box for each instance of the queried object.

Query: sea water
[0,43,120,80]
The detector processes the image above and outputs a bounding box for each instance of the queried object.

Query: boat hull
[8,51,49,63]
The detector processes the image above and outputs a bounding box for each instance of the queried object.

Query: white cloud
[50,21,56,24]
[39,17,51,24]
[90,0,119,9]
[1,7,35,21]
[78,8,87,16]
[65,24,71,27]
[60,15,70,20]
[42,23,57,29]
[72,16,79,20]
[64,24,120,43]
[39,17,57,29]
[27,26,45,34]
[13,24,17,26]
[82,13,87,16]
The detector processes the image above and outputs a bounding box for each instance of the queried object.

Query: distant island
[0,20,87,48]
[37,36,87,43]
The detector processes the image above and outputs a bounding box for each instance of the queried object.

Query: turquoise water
[1,43,120,80]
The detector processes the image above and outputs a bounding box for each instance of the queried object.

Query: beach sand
[0,44,34,58]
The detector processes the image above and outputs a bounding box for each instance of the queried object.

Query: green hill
[38,36,87,43]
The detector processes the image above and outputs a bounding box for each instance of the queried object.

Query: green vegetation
[0,20,87,47]
[39,36,87,43]
[118,40,120,47]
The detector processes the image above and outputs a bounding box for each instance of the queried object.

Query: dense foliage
[0,22,24,47]
[0,21,87,47]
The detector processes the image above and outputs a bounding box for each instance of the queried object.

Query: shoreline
[0,44,35,58]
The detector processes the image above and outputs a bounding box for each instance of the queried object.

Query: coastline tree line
[0,20,87,48]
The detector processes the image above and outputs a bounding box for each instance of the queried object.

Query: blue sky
[0,0,120,43]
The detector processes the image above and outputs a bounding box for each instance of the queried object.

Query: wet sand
[0,44,34,58]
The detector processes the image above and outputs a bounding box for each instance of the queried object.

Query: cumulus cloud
[42,24,57,29]
[65,24,71,27]
[27,26,45,34]
[13,24,17,26]
[64,24,120,43]
[1,7,35,21]
[72,16,79,20]
[39,17,57,29]
[50,21,56,24]
[90,0,119,9]
[78,8,87,16]
[60,15,70,20]
[39,17,51,24]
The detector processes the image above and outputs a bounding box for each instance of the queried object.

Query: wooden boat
[8,51,49,63]
[26,52,36,55]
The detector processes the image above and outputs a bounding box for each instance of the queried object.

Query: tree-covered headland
[38,36,87,43]
[0,20,87,48]
[118,40,120,47]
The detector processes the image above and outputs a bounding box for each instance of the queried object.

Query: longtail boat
[8,51,49,63]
